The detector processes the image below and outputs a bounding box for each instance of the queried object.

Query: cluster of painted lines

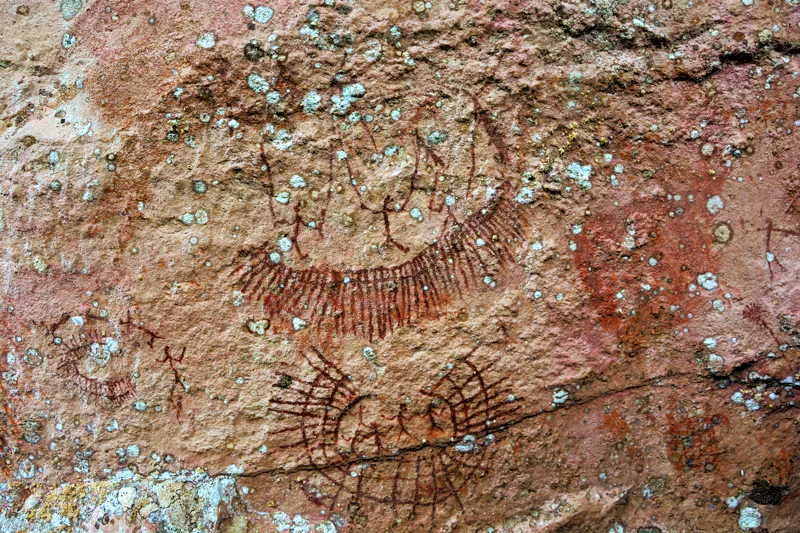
[70,369,136,404]
[58,328,136,404]
[268,347,521,522]
[237,191,529,340]
[157,345,187,420]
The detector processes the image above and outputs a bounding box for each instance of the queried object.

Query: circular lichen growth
[712,222,733,244]
[60,0,82,20]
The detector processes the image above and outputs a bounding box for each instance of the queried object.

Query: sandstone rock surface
[0,0,799,531]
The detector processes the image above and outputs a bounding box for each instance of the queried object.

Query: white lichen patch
[515,186,535,204]
[738,506,762,530]
[271,129,294,151]
[273,511,337,533]
[89,337,119,366]
[697,272,719,291]
[454,434,477,453]
[247,73,270,95]
[31,255,48,273]
[552,389,569,405]
[302,91,322,113]
[243,4,274,24]
[566,162,593,190]
[277,236,293,252]
[62,33,77,49]
[706,195,725,214]
[0,468,243,533]
[329,83,367,115]
[247,319,270,336]
[194,209,209,225]
[117,486,137,509]
[60,0,82,20]
[196,32,217,49]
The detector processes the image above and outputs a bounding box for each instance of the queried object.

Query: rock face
[0,1,799,532]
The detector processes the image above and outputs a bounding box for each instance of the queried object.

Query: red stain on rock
[573,175,723,350]
[665,411,728,473]
[602,409,629,441]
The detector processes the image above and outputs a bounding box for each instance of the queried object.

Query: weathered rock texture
[0,0,799,531]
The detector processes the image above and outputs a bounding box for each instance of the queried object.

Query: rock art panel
[266,346,519,524]
[0,0,799,532]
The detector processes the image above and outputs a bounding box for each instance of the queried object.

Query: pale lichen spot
[196,32,217,50]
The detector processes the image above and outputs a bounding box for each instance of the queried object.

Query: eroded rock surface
[0,0,798,531]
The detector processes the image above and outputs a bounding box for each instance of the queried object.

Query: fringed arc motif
[68,370,136,404]
[56,324,137,405]
[235,191,530,340]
